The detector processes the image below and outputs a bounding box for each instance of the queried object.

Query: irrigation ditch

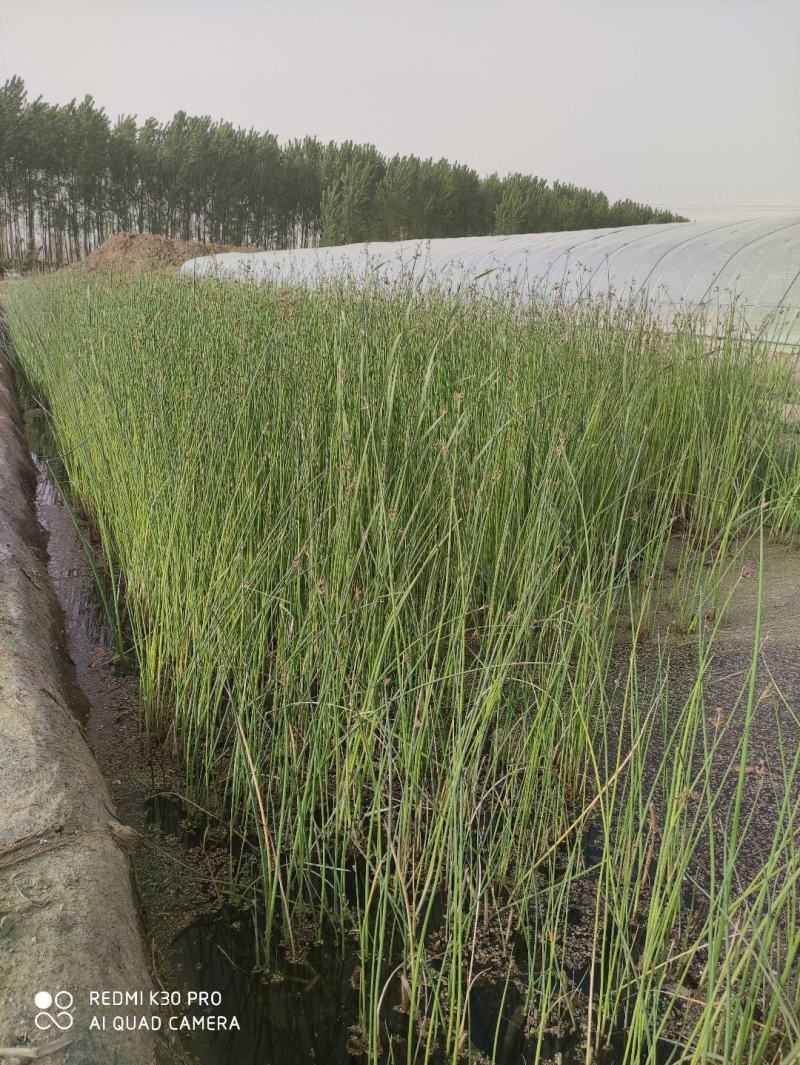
[0,345,154,1064]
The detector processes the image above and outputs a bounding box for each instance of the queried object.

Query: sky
[1,0,798,223]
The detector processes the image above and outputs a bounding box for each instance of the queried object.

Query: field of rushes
[4,272,800,1063]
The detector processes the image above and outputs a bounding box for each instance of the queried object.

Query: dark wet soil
[643,537,800,887]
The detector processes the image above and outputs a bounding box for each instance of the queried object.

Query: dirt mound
[75,231,248,274]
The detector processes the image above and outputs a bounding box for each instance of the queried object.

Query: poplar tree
[0,77,686,268]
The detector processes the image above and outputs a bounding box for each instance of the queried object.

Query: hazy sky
[1,0,798,222]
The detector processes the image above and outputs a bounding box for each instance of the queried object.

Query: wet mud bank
[0,350,155,1064]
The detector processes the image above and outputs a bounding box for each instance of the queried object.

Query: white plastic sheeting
[181,218,800,344]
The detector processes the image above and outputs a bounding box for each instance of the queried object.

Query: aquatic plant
[5,273,800,1063]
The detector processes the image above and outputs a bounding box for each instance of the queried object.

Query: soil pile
[74,231,249,274]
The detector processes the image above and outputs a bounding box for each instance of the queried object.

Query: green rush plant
[4,271,800,1063]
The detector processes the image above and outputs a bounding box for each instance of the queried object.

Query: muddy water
[28,422,800,1064]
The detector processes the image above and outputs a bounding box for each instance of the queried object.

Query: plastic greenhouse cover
[181,217,800,345]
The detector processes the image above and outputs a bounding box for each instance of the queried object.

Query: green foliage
[0,76,688,265]
[6,273,800,1062]
[320,155,380,245]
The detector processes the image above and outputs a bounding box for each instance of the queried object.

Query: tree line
[0,76,686,267]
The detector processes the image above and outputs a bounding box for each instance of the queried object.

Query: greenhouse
[182,216,800,344]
